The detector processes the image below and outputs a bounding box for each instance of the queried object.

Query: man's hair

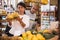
[17,2,26,8]
[32,4,39,11]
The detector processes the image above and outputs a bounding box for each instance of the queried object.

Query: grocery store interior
[0,0,60,40]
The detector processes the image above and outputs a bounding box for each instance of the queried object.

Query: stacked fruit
[2,10,7,15]
[1,30,57,40]
[38,29,56,39]
[19,31,45,40]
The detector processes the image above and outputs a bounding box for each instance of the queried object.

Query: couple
[5,2,39,36]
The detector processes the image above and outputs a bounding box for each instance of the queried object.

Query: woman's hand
[16,16,23,22]
[16,16,26,28]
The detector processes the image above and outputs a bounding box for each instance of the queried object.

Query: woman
[8,2,30,36]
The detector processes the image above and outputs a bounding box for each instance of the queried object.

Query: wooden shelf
[0,14,7,16]
[0,20,7,23]
[0,25,6,28]
[50,0,58,5]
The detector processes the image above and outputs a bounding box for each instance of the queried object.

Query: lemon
[43,30,50,33]
[28,34,33,40]
[18,37,23,40]
[32,35,38,40]
[36,34,45,40]
[22,33,27,38]
[26,31,31,35]
[41,0,48,5]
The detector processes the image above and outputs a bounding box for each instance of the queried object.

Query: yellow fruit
[26,31,31,35]
[32,35,38,40]
[36,34,45,40]
[41,0,48,5]
[2,10,7,14]
[24,38,28,40]
[22,33,27,38]
[13,36,18,40]
[43,30,50,33]
[12,12,19,18]
[6,14,14,20]
[28,34,33,40]
[18,37,23,40]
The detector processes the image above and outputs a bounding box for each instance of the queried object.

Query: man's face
[31,6,38,13]
[17,5,25,14]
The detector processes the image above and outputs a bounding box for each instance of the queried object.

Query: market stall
[0,0,59,40]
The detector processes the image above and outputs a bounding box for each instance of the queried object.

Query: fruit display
[0,30,58,40]
[21,31,45,40]
[20,30,57,40]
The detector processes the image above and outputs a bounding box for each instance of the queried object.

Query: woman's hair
[17,2,26,14]
[17,2,26,8]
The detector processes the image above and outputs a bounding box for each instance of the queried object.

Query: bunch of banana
[6,12,19,20]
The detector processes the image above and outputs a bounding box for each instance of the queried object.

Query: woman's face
[17,5,25,14]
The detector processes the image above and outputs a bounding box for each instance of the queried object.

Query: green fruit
[43,33,55,39]
[37,32,43,35]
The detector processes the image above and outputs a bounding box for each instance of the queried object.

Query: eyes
[18,7,23,9]
[17,5,24,9]
[33,7,38,11]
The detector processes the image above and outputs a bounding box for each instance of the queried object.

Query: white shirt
[25,10,36,30]
[9,15,30,36]
[25,10,36,20]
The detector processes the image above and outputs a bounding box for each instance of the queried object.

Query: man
[25,4,39,30]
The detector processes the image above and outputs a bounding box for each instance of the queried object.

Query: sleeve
[22,16,30,28]
[7,22,12,28]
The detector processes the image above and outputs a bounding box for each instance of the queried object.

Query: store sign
[0,0,2,6]
[41,5,50,12]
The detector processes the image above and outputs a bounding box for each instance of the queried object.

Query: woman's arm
[16,17,26,28]
[6,19,12,26]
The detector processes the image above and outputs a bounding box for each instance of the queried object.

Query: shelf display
[0,9,7,36]
[41,12,56,30]
[41,12,50,30]
[40,0,56,30]
[0,30,58,40]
